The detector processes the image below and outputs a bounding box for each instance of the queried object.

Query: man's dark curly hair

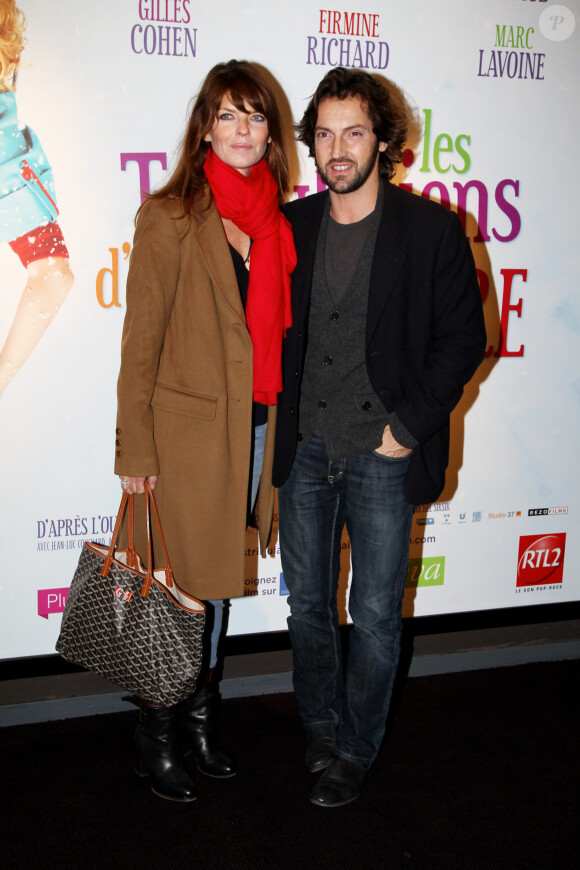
[296,67,407,180]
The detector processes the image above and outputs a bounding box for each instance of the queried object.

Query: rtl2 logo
[517,534,566,587]
[114,586,133,601]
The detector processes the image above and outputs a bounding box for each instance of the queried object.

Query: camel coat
[114,189,276,600]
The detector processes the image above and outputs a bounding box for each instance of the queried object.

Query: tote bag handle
[100,482,174,597]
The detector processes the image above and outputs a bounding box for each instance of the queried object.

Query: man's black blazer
[273,180,487,505]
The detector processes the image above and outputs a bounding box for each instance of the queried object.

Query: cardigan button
[330,311,339,321]
[318,400,327,410]
[116,449,124,457]
[323,355,333,365]
[297,432,303,441]
[362,401,372,411]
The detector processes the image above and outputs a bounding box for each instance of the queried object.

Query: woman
[0,0,74,398]
[115,60,295,802]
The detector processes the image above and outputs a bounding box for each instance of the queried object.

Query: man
[273,68,486,808]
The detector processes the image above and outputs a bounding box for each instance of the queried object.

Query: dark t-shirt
[325,208,378,303]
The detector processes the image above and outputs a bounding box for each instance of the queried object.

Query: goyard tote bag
[56,483,205,706]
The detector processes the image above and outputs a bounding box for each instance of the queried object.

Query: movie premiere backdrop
[0,0,578,660]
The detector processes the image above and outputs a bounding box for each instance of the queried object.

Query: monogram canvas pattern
[56,545,205,707]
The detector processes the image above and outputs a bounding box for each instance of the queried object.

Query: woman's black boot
[135,705,198,801]
[175,681,237,779]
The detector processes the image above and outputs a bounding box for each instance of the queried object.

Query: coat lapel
[285,192,328,322]
[193,195,247,322]
[366,181,407,345]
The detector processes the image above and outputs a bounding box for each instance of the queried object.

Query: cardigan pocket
[152,383,217,420]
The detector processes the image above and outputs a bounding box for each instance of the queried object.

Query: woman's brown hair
[146,59,288,216]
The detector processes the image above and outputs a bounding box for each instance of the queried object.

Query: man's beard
[317,140,380,194]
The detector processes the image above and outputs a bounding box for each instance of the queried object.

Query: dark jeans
[278,434,414,765]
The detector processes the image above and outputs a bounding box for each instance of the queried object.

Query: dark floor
[1,659,578,869]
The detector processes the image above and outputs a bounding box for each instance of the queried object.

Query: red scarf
[203,149,296,405]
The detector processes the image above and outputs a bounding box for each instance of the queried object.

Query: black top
[229,243,268,427]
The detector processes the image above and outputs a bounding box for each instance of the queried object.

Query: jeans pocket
[371,449,412,463]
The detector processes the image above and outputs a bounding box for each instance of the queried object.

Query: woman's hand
[118,475,158,494]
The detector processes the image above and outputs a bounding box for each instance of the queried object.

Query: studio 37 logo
[516,533,566,588]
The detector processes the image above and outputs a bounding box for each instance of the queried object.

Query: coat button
[116,449,124,457]
[323,355,333,365]
[297,432,303,441]
[115,439,121,446]
[115,427,121,435]
[362,401,372,411]
[289,407,296,415]
[330,311,339,321]
[318,400,327,409]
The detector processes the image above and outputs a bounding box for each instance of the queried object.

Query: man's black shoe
[309,756,368,807]
[305,724,337,773]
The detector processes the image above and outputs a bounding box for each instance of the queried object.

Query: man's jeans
[278,434,414,766]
